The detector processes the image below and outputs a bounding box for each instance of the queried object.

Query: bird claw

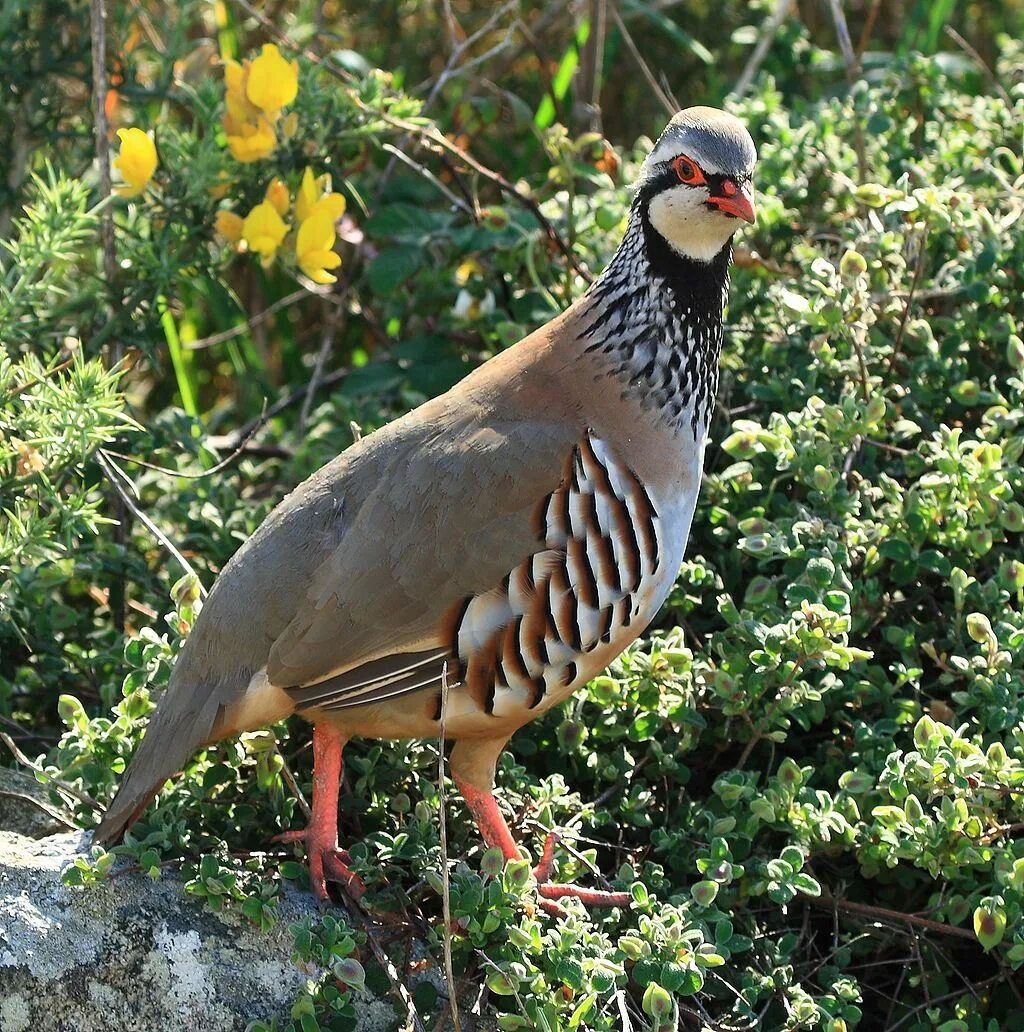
[271,828,309,845]
[529,831,631,915]
[275,826,366,901]
[308,843,366,901]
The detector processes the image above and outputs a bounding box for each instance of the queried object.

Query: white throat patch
[648,185,738,263]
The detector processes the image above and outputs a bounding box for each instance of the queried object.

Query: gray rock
[0,830,399,1032]
[0,767,73,839]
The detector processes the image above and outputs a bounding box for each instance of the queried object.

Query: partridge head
[96,108,757,911]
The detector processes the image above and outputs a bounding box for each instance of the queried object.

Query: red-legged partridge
[96,107,757,909]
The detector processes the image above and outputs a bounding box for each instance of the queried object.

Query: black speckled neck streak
[580,190,731,438]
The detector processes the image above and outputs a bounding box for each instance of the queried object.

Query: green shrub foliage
[2,3,1024,1029]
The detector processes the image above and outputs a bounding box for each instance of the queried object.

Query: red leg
[274,724,365,901]
[455,774,631,911]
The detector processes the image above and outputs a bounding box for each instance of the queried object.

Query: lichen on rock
[0,830,318,1032]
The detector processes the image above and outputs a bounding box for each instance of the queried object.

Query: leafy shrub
[4,3,1024,1030]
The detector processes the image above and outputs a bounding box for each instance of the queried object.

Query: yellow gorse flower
[214,210,245,246]
[246,44,299,114]
[293,167,345,283]
[222,44,299,164]
[264,178,290,216]
[294,166,321,223]
[113,128,157,197]
[296,211,343,284]
[226,115,277,164]
[242,202,289,266]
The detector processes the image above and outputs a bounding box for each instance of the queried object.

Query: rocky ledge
[0,829,402,1032]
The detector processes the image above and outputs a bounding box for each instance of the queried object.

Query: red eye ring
[672,155,706,186]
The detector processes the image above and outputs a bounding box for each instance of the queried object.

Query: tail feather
[93,688,222,845]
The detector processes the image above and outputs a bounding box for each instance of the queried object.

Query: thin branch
[733,0,795,98]
[854,0,883,65]
[576,0,607,132]
[825,0,868,183]
[802,892,978,942]
[99,401,268,480]
[359,101,592,282]
[0,789,78,830]
[0,732,102,812]
[886,976,1002,1032]
[90,0,119,364]
[886,228,928,374]
[438,663,463,1032]
[944,26,1012,107]
[186,288,319,350]
[216,366,353,450]
[96,451,209,598]
[274,744,312,822]
[610,5,675,118]
[228,0,356,82]
[300,275,352,432]
[615,989,635,1032]
[380,144,476,215]
[91,0,129,634]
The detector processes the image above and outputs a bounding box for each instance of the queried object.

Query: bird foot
[530,831,632,915]
[273,827,366,901]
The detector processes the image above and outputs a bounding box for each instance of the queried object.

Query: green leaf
[973,905,1006,950]
[366,246,423,294]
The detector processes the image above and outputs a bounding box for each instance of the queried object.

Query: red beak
[708,179,756,224]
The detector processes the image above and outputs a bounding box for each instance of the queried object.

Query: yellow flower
[226,117,276,163]
[455,258,483,285]
[113,128,157,197]
[242,201,289,266]
[208,172,232,200]
[264,177,290,216]
[223,59,260,127]
[295,210,342,284]
[214,210,245,245]
[295,166,346,223]
[246,44,298,114]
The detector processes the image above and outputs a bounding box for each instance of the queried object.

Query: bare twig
[96,451,209,598]
[380,144,476,215]
[274,744,312,821]
[886,228,929,374]
[610,5,675,118]
[372,104,590,279]
[825,0,868,183]
[217,366,353,450]
[886,976,1002,1032]
[90,0,119,364]
[801,892,978,942]
[90,0,129,633]
[438,663,462,1032]
[615,989,635,1032]
[977,821,1024,846]
[99,401,268,480]
[186,289,317,350]
[357,922,426,1032]
[854,0,883,65]
[300,276,351,433]
[576,0,607,132]
[733,0,795,98]
[380,0,518,201]
[944,26,1012,107]
[0,732,102,812]
[0,789,78,829]
[228,0,355,81]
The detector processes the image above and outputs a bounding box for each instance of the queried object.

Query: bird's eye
[672,155,706,186]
